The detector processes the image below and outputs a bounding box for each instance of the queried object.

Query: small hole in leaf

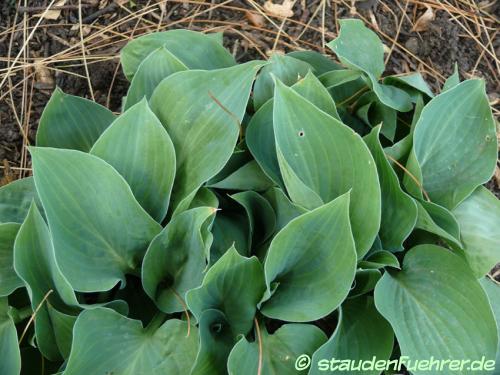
[298,130,305,137]
[211,322,223,334]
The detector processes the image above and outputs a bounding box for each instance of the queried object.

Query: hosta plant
[0,19,499,375]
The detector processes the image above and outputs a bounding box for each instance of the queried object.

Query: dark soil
[0,0,499,195]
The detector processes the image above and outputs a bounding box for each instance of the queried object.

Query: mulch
[0,0,499,196]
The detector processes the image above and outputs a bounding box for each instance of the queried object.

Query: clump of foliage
[0,19,498,375]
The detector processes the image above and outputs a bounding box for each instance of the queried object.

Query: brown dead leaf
[36,0,67,20]
[157,0,166,14]
[369,10,379,32]
[263,0,294,18]
[245,11,265,27]
[412,6,434,32]
[34,62,55,90]
[266,49,285,57]
[0,160,14,187]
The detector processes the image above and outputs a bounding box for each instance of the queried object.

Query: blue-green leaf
[30,147,161,292]
[36,88,116,151]
[261,193,356,322]
[186,246,265,336]
[120,29,235,80]
[91,98,176,222]
[273,80,381,256]
[142,207,215,313]
[150,61,264,214]
[375,245,497,373]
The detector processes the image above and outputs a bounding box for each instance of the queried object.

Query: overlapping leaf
[36,88,116,151]
[91,99,176,222]
[364,126,417,251]
[30,147,161,292]
[64,308,199,375]
[375,245,497,372]
[453,186,500,278]
[272,80,381,256]
[120,29,235,80]
[328,19,412,112]
[310,296,394,375]
[253,54,311,110]
[186,246,265,336]
[14,203,78,360]
[0,223,22,297]
[228,324,326,375]
[0,298,20,375]
[405,80,497,209]
[0,177,41,223]
[123,47,187,110]
[150,61,264,213]
[142,207,215,313]
[261,193,356,321]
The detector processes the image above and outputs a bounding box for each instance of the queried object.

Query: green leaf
[64,308,199,375]
[30,147,161,292]
[273,80,381,256]
[261,193,356,322]
[319,69,364,89]
[349,269,381,298]
[480,278,500,365]
[0,177,41,224]
[36,88,116,151]
[186,245,265,336]
[310,296,394,375]
[206,31,224,45]
[364,126,417,251]
[442,63,460,92]
[263,187,306,232]
[359,250,400,270]
[287,50,342,75]
[247,100,282,187]
[47,306,76,359]
[407,79,497,209]
[276,147,324,210]
[123,47,187,110]
[452,186,500,278]
[247,71,339,190]
[189,187,219,210]
[91,98,176,222]
[327,19,384,79]
[355,92,398,141]
[191,309,234,375]
[292,71,340,120]
[46,300,130,360]
[142,207,215,313]
[375,245,498,371]
[414,200,461,247]
[210,210,249,263]
[0,223,22,297]
[150,61,264,214]
[327,19,412,112]
[372,83,413,113]
[0,298,20,375]
[384,72,434,99]
[231,191,276,252]
[253,54,311,110]
[208,160,274,192]
[120,29,235,80]
[14,203,78,360]
[228,323,327,375]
